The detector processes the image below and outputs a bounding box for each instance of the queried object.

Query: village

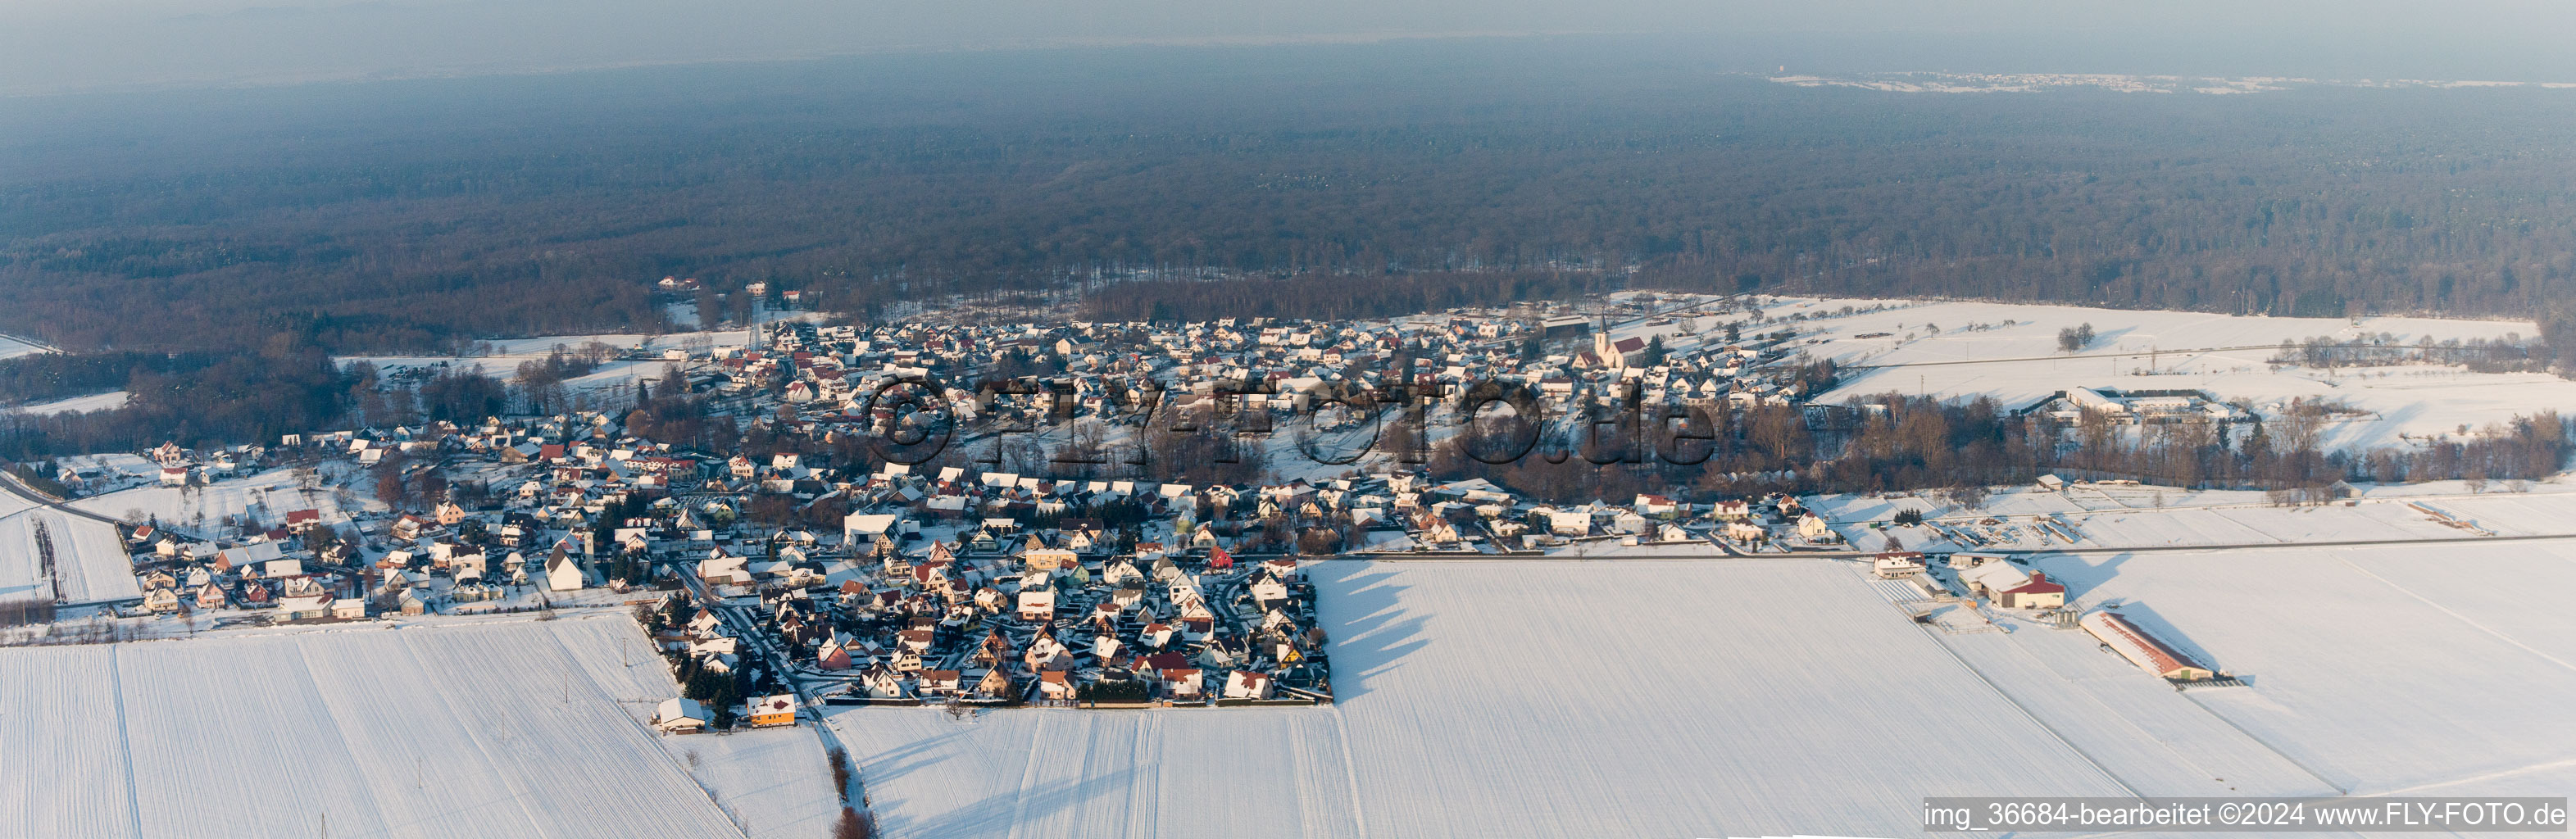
[18,288,2569,735]
[2,292,2570,839]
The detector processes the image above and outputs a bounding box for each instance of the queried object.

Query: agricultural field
[1808,479,2576,552]
[2030,542,2576,797]
[1597,294,2565,452]
[0,614,838,839]
[825,546,2576,838]
[0,510,139,605]
[825,559,2136,839]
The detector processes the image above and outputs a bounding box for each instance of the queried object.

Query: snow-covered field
[72,466,358,534]
[2029,543,2576,796]
[827,560,2133,838]
[827,551,2576,837]
[9,389,129,414]
[0,510,140,604]
[1808,480,2576,551]
[0,333,49,361]
[333,310,820,395]
[0,614,838,839]
[1597,295,2561,451]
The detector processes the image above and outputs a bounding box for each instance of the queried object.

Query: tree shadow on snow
[1305,562,1428,703]
[861,728,975,786]
[884,764,1142,839]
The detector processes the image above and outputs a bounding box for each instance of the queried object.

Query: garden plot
[827,559,2133,839]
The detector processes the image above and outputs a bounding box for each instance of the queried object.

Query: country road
[0,467,133,531]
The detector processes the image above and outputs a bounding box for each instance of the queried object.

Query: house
[545,551,586,592]
[1543,508,1592,536]
[973,668,1014,699]
[1871,551,1927,579]
[1222,669,1274,700]
[331,598,369,619]
[700,554,751,585]
[278,592,332,620]
[859,663,908,698]
[1022,547,1077,573]
[1795,512,1836,541]
[1161,668,1205,699]
[654,698,711,733]
[2081,611,2215,681]
[143,587,181,613]
[746,694,798,728]
[843,511,905,547]
[1249,577,1289,610]
[1017,590,1057,622]
[1960,563,2065,609]
[1991,571,2066,609]
[917,669,963,696]
[1037,670,1074,701]
[816,638,854,671]
[283,509,323,533]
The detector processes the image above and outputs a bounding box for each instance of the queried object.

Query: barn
[2080,611,2215,682]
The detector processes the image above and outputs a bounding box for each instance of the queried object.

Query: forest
[6,43,2576,359]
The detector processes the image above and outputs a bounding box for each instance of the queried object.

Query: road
[0,466,134,530]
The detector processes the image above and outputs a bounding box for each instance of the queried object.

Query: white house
[653,698,711,733]
[700,555,752,585]
[1222,669,1274,700]
[545,551,586,592]
[1017,590,1057,622]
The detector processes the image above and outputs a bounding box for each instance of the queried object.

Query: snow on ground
[0,333,49,361]
[1808,481,2576,550]
[0,513,50,604]
[1595,296,2560,452]
[1931,624,2335,798]
[826,559,2132,838]
[0,510,140,604]
[2029,542,2576,796]
[0,614,837,839]
[9,389,129,414]
[71,466,354,535]
[0,645,135,837]
[829,548,2576,837]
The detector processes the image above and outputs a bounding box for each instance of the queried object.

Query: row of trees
[1416,394,2569,505]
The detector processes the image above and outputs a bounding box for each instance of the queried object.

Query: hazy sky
[6,0,2574,96]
